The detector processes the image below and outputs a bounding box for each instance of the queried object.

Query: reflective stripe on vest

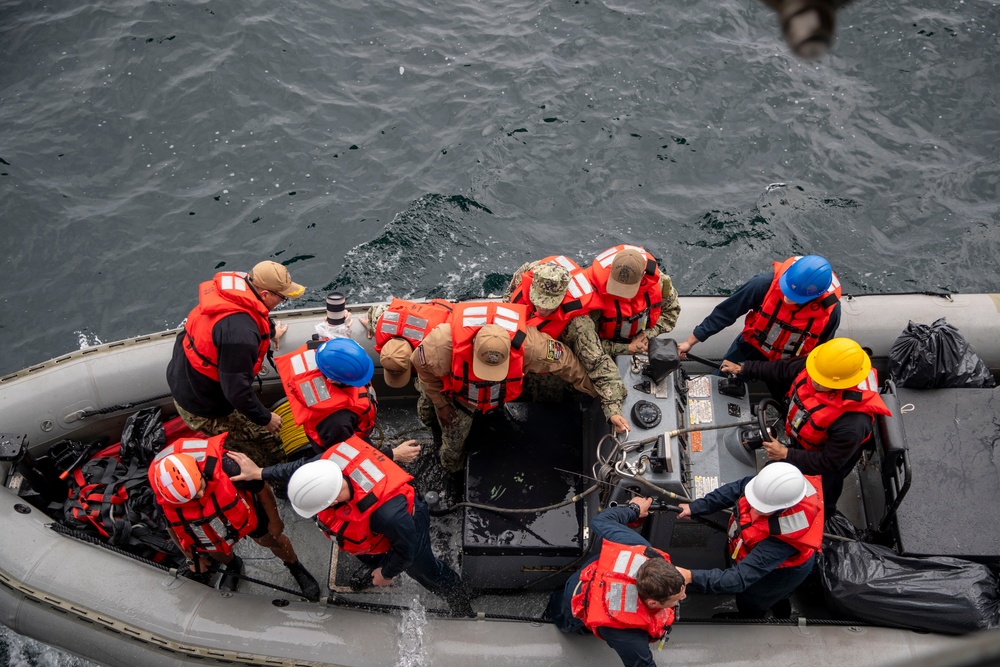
[288,349,319,375]
[218,274,248,292]
[461,304,522,332]
[153,439,209,463]
[607,550,648,613]
[595,244,648,269]
[380,310,431,341]
[325,440,361,469]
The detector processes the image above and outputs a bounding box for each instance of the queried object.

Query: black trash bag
[819,540,1000,634]
[889,318,996,389]
[644,335,680,384]
[120,407,166,466]
[823,510,863,541]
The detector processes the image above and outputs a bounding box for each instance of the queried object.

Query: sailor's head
[779,255,832,305]
[380,338,414,388]
[605,249,646,300]
[473,324,511,382]
[743,462,807,517]
[151,453,205,504]
[804,338,870,392]
[529,263,571,316]
[288,459,349,517]
[636,554,686,609]
[247,260,305,310]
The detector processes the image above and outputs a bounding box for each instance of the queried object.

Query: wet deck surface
[226,392,863,622]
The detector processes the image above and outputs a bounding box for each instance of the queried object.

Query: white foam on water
[0,625,94,667]
[395,596,428,667]
[74,331,103,350]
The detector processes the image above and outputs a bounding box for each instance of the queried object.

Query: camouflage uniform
[413,323,597,473]
[173,400,286,468]
[414,379,475,474]
[597,273,681,357]
[364,304,386,338]
[505,260,627,420]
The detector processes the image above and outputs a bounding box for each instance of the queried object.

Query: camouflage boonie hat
[365,304,386,336]
[529,263,571,311]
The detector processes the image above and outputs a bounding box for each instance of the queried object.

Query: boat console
[460,352,766,588]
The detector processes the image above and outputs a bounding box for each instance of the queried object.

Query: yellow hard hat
[805,338,871,390]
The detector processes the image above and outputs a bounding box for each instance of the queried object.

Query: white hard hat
[743,462,808,514]
[288,459,344,518]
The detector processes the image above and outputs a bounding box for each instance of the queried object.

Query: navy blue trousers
[358,498,463,599]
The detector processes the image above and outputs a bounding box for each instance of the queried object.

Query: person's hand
[273,321,288,350]
[720,360,743,376]
[676,503,692,519]
[392,440,422,464]
[677,334,699,359]
[675,566,693,585]
[609,414,629,433]
[226,452,264,481]
[630,496,654,518]
[371,568,394,586]
[762,437,788,461]
[436,404,457,428]
[265,411,282,435]
[627,334,649,354]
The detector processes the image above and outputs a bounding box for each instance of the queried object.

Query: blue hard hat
[779,255,833,304]
[315,338,374,387]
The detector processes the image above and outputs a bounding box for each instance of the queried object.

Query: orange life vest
[373,298,455,353]
[785,369,892,450]
[150,434,257,556]
[741,257,842,360]
[727,476,824,568]
[276,343,377,446]
[182,272,272,381]
[509,255,598,339]
[570,541,677,641]
[314,436,415,556]
[586,245,663,343]
[441,302,528,413]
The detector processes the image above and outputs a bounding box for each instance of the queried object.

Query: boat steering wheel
[756,398,784,443]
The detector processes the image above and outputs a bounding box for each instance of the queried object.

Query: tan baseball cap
[472,324,511,382]
[380,338,413,388]
[529,263,571,311]
[605,249,645,299]
[248,261,305,299]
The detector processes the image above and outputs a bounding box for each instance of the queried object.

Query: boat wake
[395,597,428,667]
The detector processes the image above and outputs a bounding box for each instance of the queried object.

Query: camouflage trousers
[414,380,474,474]
[173,400,287,468]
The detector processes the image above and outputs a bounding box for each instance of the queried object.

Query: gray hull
[2,293,998,666]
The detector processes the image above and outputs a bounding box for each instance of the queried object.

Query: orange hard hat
[151,453,203,504]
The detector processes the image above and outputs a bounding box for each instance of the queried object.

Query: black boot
[218,555,243,592]
[286,560,322,601]
[181,568,212,586]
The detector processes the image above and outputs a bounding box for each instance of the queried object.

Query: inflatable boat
[2,293,999,667]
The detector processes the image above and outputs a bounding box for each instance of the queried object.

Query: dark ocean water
[0,0,997,662]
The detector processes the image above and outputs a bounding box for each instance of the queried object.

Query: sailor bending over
[675,462,824,618]
[547,499,685,667]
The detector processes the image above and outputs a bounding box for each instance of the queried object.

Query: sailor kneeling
[547,499,685,667]
[675,462,824,619]
[149,433,321,600]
